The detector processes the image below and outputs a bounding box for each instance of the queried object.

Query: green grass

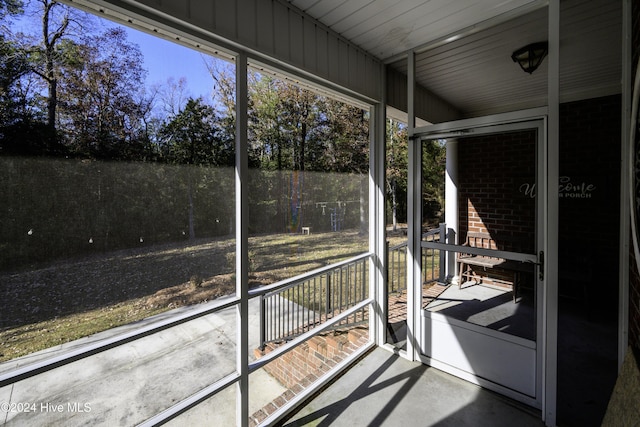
[0,230,390,363]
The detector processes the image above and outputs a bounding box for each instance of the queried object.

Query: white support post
[406,51,422,361]
[371,67,387,347]
[235,52,249,427]
[445,139,459,283]
[407,137,422,361]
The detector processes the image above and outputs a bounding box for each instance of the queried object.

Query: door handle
[525,251,544,281]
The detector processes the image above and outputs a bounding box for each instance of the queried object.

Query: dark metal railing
[386,224,445,295]
[421,225,444,285]
[257,253,370,350]
[386,240,408,294]
[257,224,448,350]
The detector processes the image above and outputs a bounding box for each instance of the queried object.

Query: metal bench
[457,232,532,302]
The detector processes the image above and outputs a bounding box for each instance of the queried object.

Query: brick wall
[457,130,536,287]
[255,327,368,389]
[458,130,537,248]
[559,95,621,314]
[249,327,368,425]
[456,97,622,308]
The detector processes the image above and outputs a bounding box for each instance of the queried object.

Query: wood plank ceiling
[289,0,622,118]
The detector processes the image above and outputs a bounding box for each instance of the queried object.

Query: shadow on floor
[280,348,543,427]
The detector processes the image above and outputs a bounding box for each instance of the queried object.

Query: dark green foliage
[0,118,63,156]
[57,28,153,160]
[159,98,231,166]
[0,0,23,17]
[247,74,370,174]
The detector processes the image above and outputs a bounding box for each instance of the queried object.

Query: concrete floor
[1,282,616,426]
[282,347,544,427]
[426,283,535,340]
[0,297,284,426]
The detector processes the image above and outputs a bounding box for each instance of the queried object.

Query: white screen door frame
[406,108,549,409]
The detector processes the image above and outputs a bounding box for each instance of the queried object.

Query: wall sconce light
[511,42,548,74]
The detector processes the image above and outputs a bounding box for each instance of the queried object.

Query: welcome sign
[558,176,596,198]
[519,176,596,199]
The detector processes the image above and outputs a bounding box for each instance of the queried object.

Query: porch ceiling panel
[288,0,544,60]
[293,0,622,119]
[557,0,623,103]
[390,6,550,118]
[74,0,622,119]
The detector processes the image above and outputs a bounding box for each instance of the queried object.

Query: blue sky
[118,25,219,101]
[11,1,221,103]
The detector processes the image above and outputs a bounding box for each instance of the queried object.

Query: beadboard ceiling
[289,0,622,118]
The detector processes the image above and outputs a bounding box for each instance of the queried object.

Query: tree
[159,97,227,239]
[422,139,446,223]
[204,60,240,166]
[317,98,369,173]
[159,97,226,165]
[0,35,27,124]
[383,121,444,228]
[0,0,55,155]
[246,75,321,172]
[157,76,189,118]
[208,64,375,233]
[26,0,70,135]
[277,82,320,172]
[4,0,90,150]
[0,34,63,154]
[0,0,22,18]
[386,119,408,229]
[249,74,285,170]
[57,27,153,159]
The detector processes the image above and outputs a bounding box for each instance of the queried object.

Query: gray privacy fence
[0,158,367,270]
[257,225,447,349]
